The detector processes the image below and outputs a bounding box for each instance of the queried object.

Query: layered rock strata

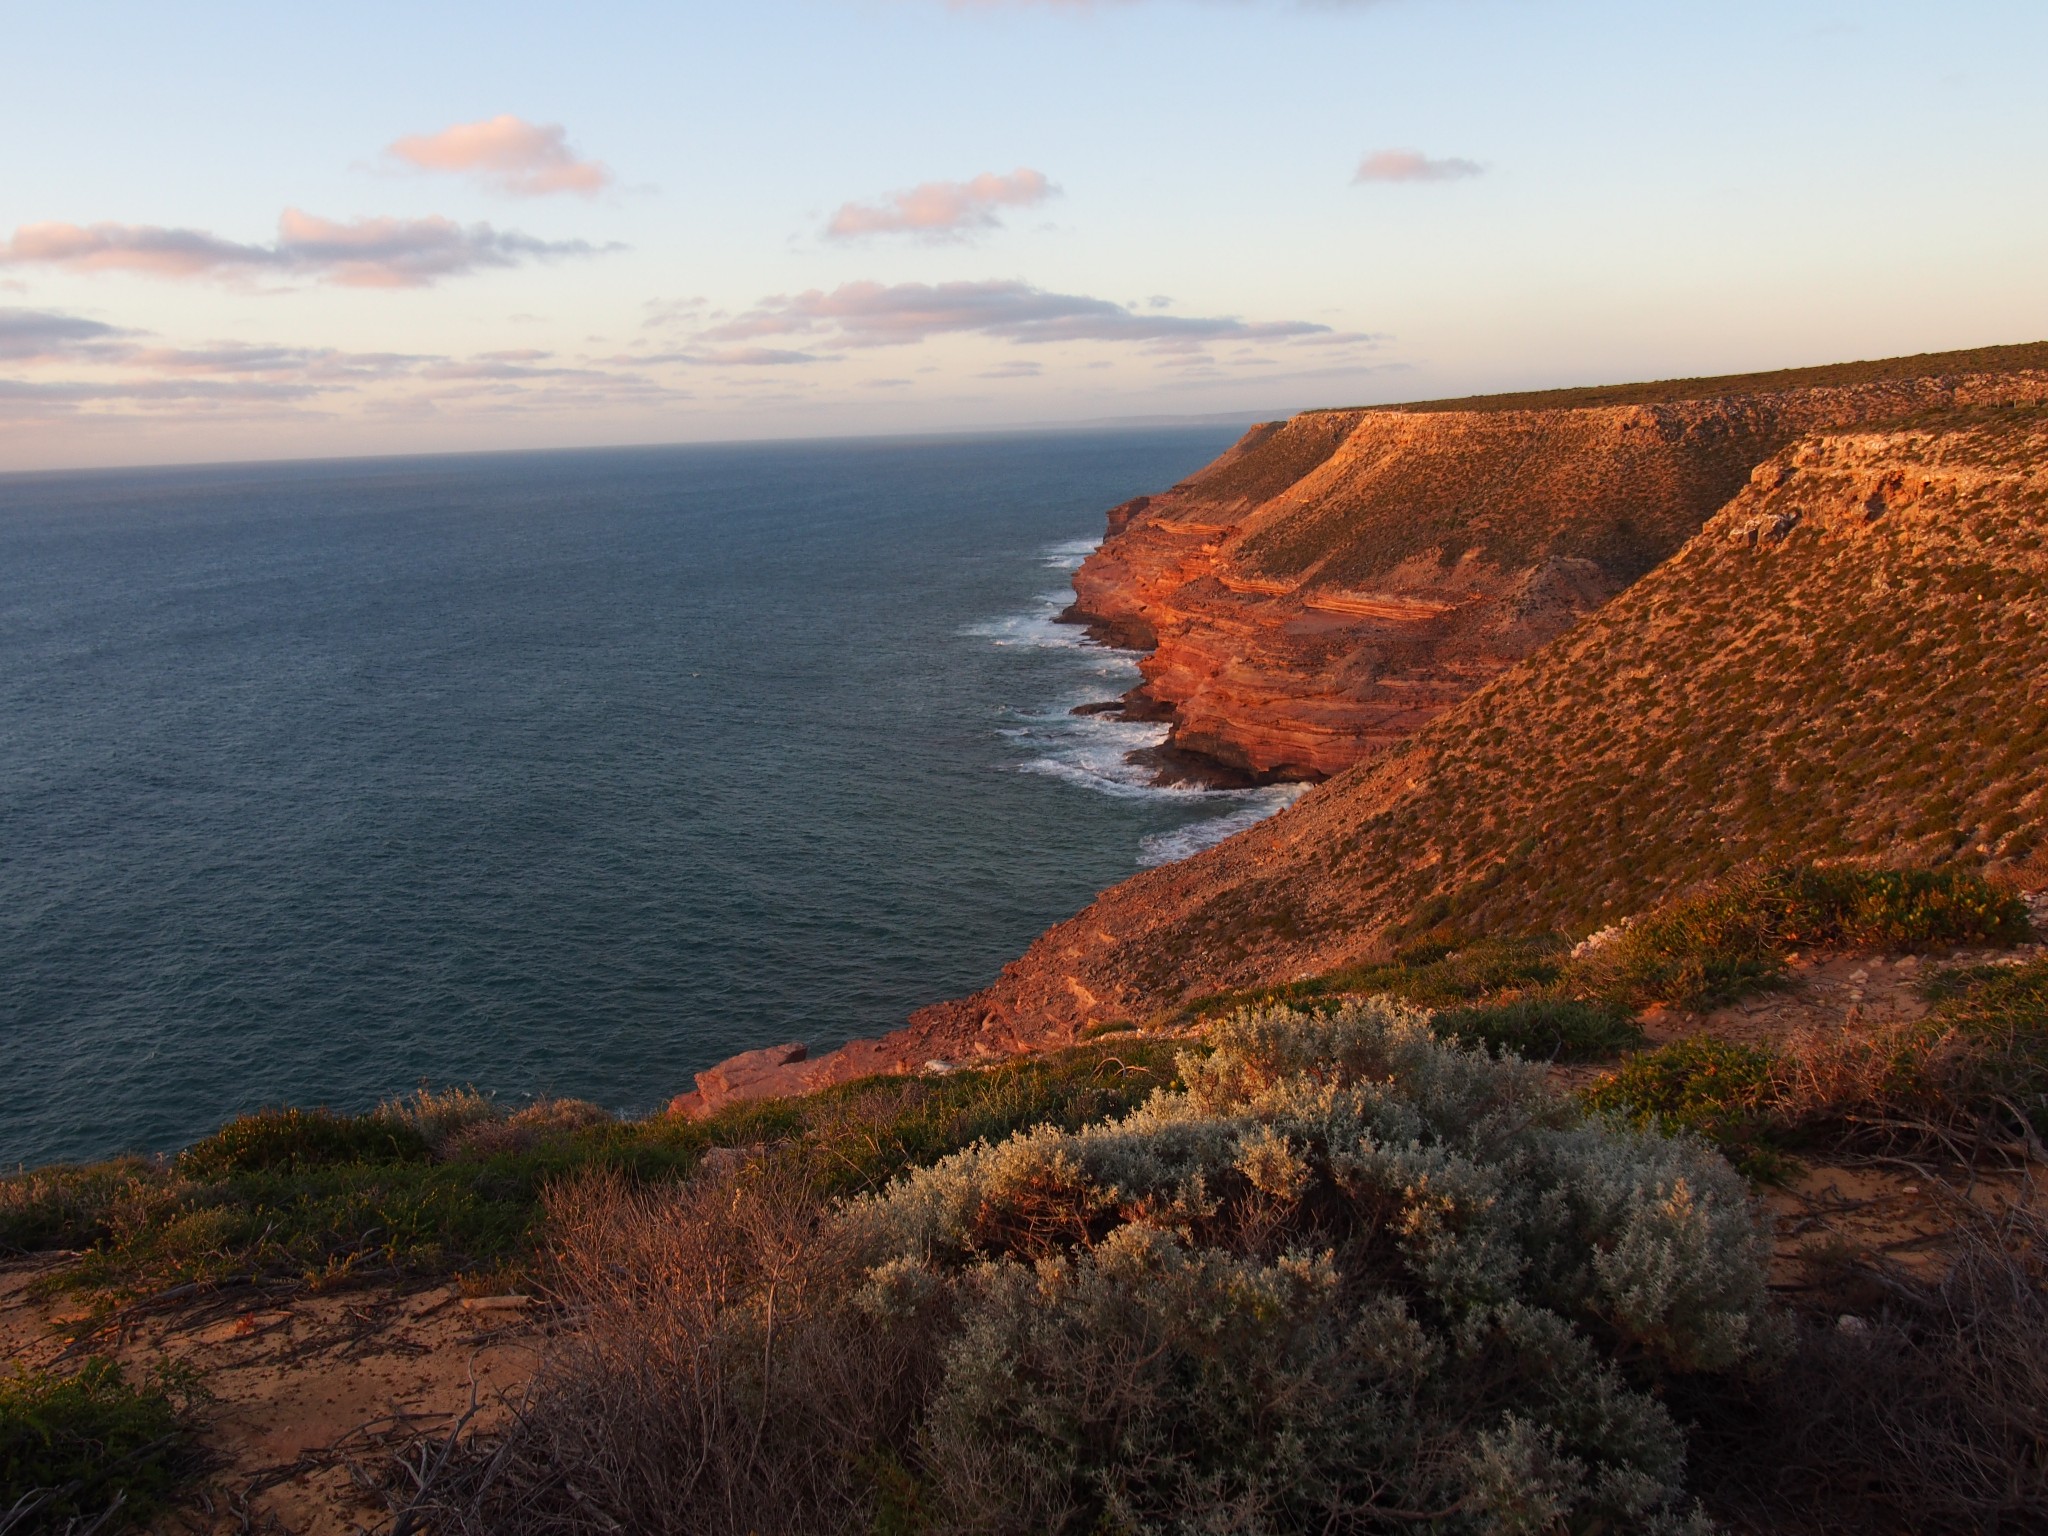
[1067,367,2048,781]
[910,411,2048,1047]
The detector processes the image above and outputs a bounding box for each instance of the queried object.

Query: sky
[3,0,2045,471]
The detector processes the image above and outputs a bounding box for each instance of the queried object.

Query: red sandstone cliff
[669,348,2048,1115]
[1067,363,2048,781]
[902,407,2048,1053]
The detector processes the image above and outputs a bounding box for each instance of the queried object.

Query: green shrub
[0,1160,162,1255]
[470,1003,1767,1535]
[376,1086,500,1155]
[1187,935,1565,1019]
[0,1359,189,1530]
[1583,1037,1782,1160]
[1585,958,2048,1167]
[5,1046,1181,1305]
[177,1107,429,1178]
[1582,864,2028,1010]
[1432,996,1644,1061]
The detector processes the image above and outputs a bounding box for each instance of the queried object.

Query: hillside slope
[1070,346,2048,779]
[906,405,2048,1049]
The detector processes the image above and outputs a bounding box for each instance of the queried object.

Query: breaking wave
[968,539,1304,866]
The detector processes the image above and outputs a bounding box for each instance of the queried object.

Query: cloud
[0,331,695,430]
[1353,149,1484,184]
[124,342,430,379]
[0,307,135,361]
[826,168,1057,241]
[385,115,613,197]
[697,279,1330,350]
[0,212,610,288]
[623,345,833,367]
[978,359,1043,378]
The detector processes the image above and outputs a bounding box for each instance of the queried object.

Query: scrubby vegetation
[1185,863,2026,1076]
[1684,1199,2048,1534]
[1067,415,2048,1028]
[0,1046,1178,1306]
[1579,863,2030,1011]
[4,859,2038,1532]
[1317,339,2048,417]
[1587,956,2048,1169]
[418,1002,1768,1535]
[1,1358,193,1532]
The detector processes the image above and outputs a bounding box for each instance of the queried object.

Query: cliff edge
[1068,343,2048,780]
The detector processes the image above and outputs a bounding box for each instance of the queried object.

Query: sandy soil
[1,1264,546,1535]
[1635,937,2047,1295]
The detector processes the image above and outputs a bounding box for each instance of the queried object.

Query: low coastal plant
[1191,865,2029,1053]
[1585,957,2048,1166]
[1431,995,1643,1062]
[0,1043,1179,1304]
[1580,864,2030,1012]
[0,1358,193,1531]
[1182,936,1569,1022]
[443,1002,1769,1535]
[1583,1039,1783,1170]
[177,1105,430,1178]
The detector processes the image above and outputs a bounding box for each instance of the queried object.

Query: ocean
[0,428,1302,1168]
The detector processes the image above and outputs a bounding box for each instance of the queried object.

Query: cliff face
[911,407,2048,1048]
[676,402,2048,1110]
[667,351,2048,1115]
[1070,367,2048,780]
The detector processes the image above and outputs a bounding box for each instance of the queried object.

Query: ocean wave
[1137,788,1308,866]
[959,594,1107,651]
[969,536,1306,864]
[1040,536,1101,570]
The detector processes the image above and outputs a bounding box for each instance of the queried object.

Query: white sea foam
[959,593,1106,652]
[967,537,1306,865]
[1137,787,1308,866]
[1040,536,1101,571]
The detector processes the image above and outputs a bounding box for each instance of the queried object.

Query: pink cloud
[2,223,274,280]
[0,213,610,288]
[1353,149,1484,184]
[385,115,613,197]
[825,168,1056,241]
[0,307,135,361]
[622,345,832,367]
[697,279,1330,350]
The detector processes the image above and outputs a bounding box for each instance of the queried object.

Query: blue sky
[3,0,2044,469]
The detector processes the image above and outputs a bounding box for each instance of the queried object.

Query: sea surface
[0,429,1304,1168]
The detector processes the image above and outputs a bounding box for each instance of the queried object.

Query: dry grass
[1309,340,2048,417]
[1586,955,2048,1175]
[1682,1194,2048,1534]
[990,412,2048,1033]
[390,1166,930,1536]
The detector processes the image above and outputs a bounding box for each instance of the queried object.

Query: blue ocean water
[0,429,1301,1168]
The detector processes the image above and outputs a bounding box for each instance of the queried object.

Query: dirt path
[1636,935,2047,1294]
[1,1264,546,1534]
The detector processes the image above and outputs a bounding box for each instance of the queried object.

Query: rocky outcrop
[667,1041,808,1116]
[1069,368,2048,781]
